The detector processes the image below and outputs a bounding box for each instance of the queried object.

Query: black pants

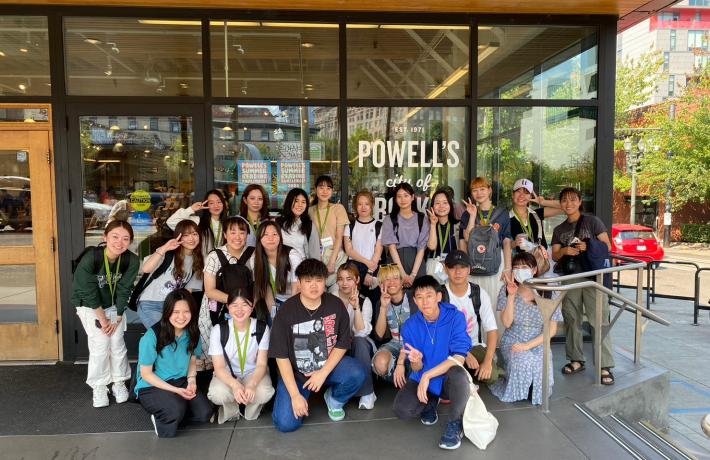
[393,366,469,423]
[138,377,213,438]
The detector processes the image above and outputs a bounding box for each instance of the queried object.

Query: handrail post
[634,267,644,363]
[535,292,566,414]
[594,274,603,386]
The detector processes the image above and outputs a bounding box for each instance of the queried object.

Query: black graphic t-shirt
[268,292,352,380]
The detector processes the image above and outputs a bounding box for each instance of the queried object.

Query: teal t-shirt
[134,328,201,395]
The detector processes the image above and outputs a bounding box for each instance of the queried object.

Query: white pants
[76,307,130,389]
[207,373,275,423]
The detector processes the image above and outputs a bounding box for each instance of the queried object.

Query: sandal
[562,361,586,375]
[601,368,615,386]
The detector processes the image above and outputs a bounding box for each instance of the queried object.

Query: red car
[611,224,665,262]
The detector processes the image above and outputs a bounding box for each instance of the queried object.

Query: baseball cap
[513,178,534,194]
[444,250,471,268]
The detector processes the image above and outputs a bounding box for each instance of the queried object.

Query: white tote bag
[448,357,499,449]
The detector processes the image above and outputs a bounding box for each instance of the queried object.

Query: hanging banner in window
[237,160,271,187]
[278,141,325,161]
[277,161,310,204]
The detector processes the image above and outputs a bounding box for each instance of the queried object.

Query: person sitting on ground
[207,288,275,424]
[393,275,471,450]
[441,250,501,384]
[269,258,366,432]
[371,264,418,383]
[135,289,212,438]
[335,261,377,410]
[489,252,562,405]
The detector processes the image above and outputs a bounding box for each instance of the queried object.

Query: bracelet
[156,249,165,257]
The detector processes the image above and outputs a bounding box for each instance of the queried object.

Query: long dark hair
[156,289,199,356]
[173,220,203,281]
[311,175,334,206]
[278,188,313,238]
[197,189,229,249]
[430,188,459,225]
[240,184,270,222]
[254,221,291,306]
[389,182,419,227]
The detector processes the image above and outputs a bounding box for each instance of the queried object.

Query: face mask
[513,268,534,284]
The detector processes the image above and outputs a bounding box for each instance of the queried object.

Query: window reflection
[478,26,598,99]
[0,16,50,96]
[212,105,340,211]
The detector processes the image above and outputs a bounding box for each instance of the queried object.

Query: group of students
[70,174,614,450]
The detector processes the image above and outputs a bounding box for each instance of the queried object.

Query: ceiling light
[209,21,260,27]
[24,118,36,123]
[0,51,5,57]
[138,19,201,26]
[301,42,315,48]
[380,24,469,30]
[222,125,233,131]
[179,82,189,89]
[110,125,120,130]
[144,150,151,153]
[262,22,338,28]
[143,125,149,130]
[196,50,203,55]
[18,83,26,91]
[164,155,171,159]
[19,48,28,53]
[83,38,102,45]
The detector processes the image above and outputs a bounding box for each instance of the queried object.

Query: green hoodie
[71,247,139,316]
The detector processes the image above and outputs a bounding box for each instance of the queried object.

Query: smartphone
[95,319,102,328]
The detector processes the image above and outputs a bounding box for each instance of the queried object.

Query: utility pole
[663,103,675,248]
[624,137,646,225]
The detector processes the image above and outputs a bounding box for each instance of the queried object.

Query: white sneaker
[358,392,377,410]
[112,382,129,404]
[150,414,159,437]
[92,385,109,408]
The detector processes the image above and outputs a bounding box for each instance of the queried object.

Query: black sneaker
[439,419,463,450]
[420,400,439,425]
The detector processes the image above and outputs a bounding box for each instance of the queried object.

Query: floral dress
[489,286,563,405]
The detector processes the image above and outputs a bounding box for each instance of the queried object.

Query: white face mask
[513,268,534,284]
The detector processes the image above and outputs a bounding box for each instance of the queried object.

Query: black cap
[444,250,470,268]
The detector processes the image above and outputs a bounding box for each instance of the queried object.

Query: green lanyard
[269,267,277,297]
[512,208,534,241]
[212,220,222,246]
[103,250,121,306]
[437,222,451,256]
[233,318,250,376]
[478,205,495,226]
[248,218,259,237]
[315,205,331,236]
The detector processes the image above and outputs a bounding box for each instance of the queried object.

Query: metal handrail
[521,256,670,413]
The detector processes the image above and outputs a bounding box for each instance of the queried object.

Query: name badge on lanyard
[320,236,334,255]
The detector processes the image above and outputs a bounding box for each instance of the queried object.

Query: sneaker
[112,382,129,404]
[420,401,439,425]
[150,414,158,437]
[92,385,109,408]
[438,419,464,450]
[358,392,377,410]
[323,387,345,421]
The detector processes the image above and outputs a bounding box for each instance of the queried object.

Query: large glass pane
[478,26,598,99]
[210,22,339,98]
[347,106,468,220]
[0,16,50,96]
[212,105,339,211]
[0,150,32,246]
[64,18,203,96]
[0,265,36,323]
[347,24,469,99]
[0,108,49,123]
[477,106,597,230]
[81,115,195,259]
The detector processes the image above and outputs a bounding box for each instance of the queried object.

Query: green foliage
[615,51,664,129]
[681,224,710,243]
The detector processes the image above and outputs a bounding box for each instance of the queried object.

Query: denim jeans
[138,300,164,329]
[272,355,366,432]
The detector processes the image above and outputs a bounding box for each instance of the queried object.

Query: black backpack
[441,282,483,344]
[212,246,255,325]
[219,318,267,378]
[127,251,176,312]
[72,243,129,276]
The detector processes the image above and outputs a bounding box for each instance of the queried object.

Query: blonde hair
[378,264,402,283]
[470,177,491,190]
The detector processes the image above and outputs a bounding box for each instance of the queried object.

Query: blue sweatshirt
[401,302,470,396]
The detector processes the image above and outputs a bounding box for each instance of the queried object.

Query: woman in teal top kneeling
[135,289,213,437]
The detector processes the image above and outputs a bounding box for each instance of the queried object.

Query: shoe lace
[445,420,462,438]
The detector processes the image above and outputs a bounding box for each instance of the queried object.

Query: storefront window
[347,106,468,220]
[347,24,469,99]
[64,18,203,96]
[477,106,597,228]
[478,26,598,99]
[210,22,339,98]
[80,115,195,259]
[0,16,50,96]
[212,105,339,211]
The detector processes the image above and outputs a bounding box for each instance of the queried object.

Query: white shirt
[344,219,380,260]
[204,245,255,276]
[270,249,302,302]
[139,253,202,302]
[445,283,497,347]
[208,318,270,377]
[281,221,308,260]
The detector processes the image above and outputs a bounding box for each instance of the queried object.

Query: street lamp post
[663,103,676,248]
[624,137,646,225]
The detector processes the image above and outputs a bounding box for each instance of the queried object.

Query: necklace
[425,317,439,345]
[303,302,321,317]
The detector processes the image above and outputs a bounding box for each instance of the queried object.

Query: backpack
[441,283,483,344]
[72,243,129,276]
[127,251,176,312]
[467,207,505,275]
[212,246,255,325]
[219,318,267,378]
